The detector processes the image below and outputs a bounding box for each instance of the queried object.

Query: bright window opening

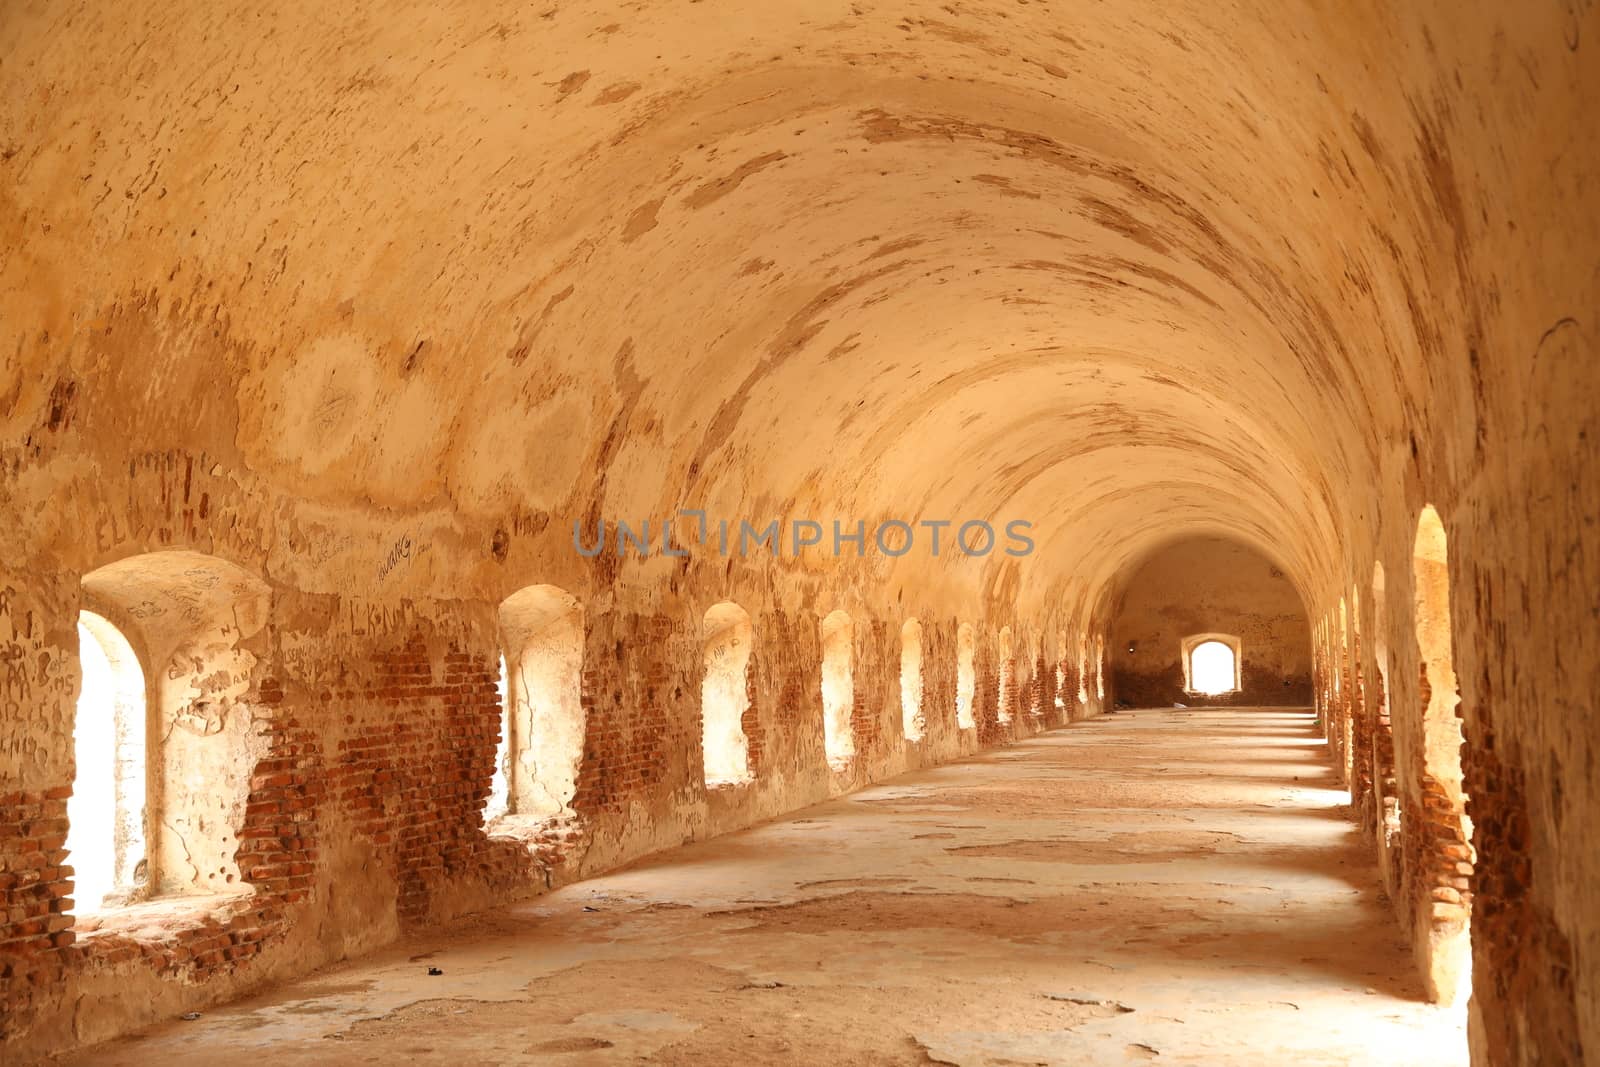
[955,622,976,729]
[495,585,586,820]
[74,551,271,903]
[1095,635,1106,700]
[820,610,855,768]
[66,611,146,914]
[901,618,925,742]
[703,602,754,786]
[1189,640,1237,695]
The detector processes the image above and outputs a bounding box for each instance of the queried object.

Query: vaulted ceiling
[3,0,1590,622]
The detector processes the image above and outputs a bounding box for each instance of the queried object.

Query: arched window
[66,612,147,913]
[1182,633,1242,695]
[1190,642,1236,694]
[703,602,754,786]
[1054,633,1069,713]
[1412,504,1473,1004]
[819,610,855,768]
[900,618,924,742]
[997,626,1015,723]
[955,622,976,729]
[496,585,585,819]
[1094,635,1106,700]
[72,551,271,904]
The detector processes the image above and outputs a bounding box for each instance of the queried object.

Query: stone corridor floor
[67,707,1469,1066]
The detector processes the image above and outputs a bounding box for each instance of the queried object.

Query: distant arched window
[1182,633,1241,695]
[703,602,754,786]
[1094,635,1106,700]
[820,610,855,768]
[66,612,147,913]
[900,618,925,742]
[494,585,585,822]
[1054,633,1069,712]
[1191,642,1235,694]
[955,622,976,729]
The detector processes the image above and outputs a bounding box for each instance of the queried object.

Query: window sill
[73,888,256,942]
[486,811,582,843]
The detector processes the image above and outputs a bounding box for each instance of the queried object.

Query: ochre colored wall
[1,1,1597,1064]
[1108,538,1312,707]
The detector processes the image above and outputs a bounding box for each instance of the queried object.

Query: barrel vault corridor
[2,1,1596,1064]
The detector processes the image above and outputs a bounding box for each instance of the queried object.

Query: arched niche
[820,610,855,769]
[702,602,754,786]
[79,550,272,900]
[493,584,585,822]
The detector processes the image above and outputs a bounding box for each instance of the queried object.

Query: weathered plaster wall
[1108,537,1312,708]
[1,0,1597,1063]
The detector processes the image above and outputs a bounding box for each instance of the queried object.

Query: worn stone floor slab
[64,707,1468,1066]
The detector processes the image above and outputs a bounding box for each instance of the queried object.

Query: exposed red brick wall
[920,622,958,750]
[1405,774,1472,921]
[1347,627,1374,829]
[974,636,1011,747]
[329,634,538,925]
[234,677,321,906]
[1465,722,1580,1062]
[1031,652,1055,725]
[0,787,74,1041]
[851,619,895,767]
[0,657,328,1043]
[1373,676,1399,841]
[741,623,767,778]
[571,612,677,818]
[1,576,1092,1059]
[1060,663,1081,722]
